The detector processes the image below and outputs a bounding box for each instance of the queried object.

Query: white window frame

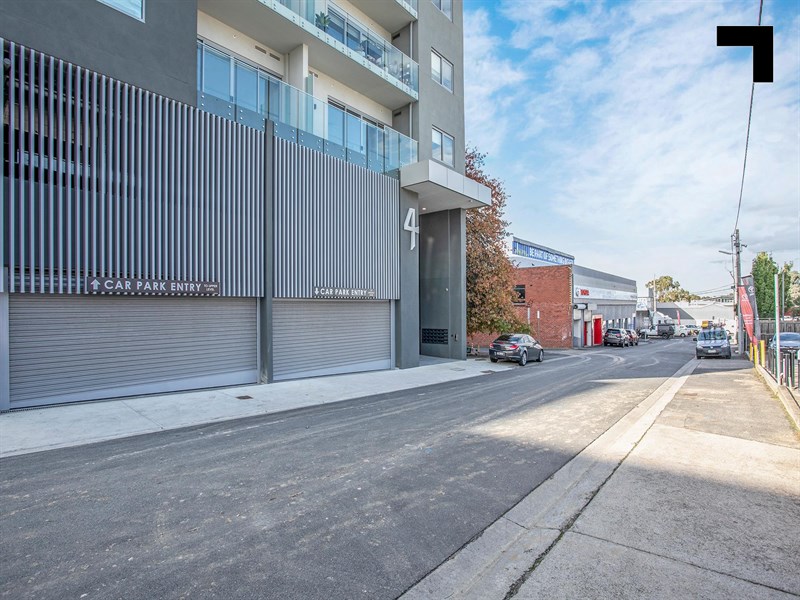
[431,49,453,92]
[431,0,452,20]
[97,0,145,21]
[432,127,454,167]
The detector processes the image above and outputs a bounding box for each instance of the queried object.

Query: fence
[763,346,800,391]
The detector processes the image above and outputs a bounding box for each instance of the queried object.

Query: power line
[733,0,764,232]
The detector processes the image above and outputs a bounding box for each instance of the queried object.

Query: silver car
[696,328,731,359]
[489,334,544,366]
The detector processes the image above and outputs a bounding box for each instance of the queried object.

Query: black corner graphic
[717,25,774,83]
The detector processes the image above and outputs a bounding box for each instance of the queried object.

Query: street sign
[312,286,376,300]
[85,277,220,296]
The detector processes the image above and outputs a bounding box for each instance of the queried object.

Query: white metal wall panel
[273,139,400,300]
[272,299,392,381]
[8,295,258,408]
[0,38,265,297]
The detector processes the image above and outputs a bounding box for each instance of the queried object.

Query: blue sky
[462,0,800,296]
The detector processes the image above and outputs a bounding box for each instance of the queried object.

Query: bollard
[752,343,758,365]
[759,340,766,367]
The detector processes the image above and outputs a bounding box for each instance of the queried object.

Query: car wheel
[518,351,527,366]
[537,349,544,362]
[604,342,608,346]
[490,357,498,363]
[680,333,686,337]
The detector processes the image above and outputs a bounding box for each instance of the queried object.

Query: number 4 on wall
[404,208,420,251]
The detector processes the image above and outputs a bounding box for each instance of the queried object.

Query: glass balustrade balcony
[197,42,418,175]
[268,0,418,95]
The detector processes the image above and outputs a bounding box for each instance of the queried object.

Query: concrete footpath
[0,355,519,457]
[403,357,800,599]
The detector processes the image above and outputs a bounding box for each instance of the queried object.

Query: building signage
[573,285,637,302]
[404,208,419,251]
[85,277,220,295]
[313,286,376,300]
[512,240,574,265]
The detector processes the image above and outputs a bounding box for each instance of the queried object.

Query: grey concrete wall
[413,0,466,174]
[419,208,466,359]
[396,190,421,368]
[448,208,467,359]
[0,0,198,105]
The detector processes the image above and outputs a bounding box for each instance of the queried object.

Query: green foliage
[646,275,700,303]
[465,148,528,337]
[315,12,330,30]
[752,252,799,317]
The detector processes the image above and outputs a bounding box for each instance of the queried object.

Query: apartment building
[0,0,489,409]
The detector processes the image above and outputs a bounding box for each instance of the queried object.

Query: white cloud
[463,8,529,154]
[465,0,800,292]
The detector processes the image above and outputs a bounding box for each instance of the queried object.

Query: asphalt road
[1,339,695,600]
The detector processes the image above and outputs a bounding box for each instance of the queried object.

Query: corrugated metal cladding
[0,39,265,297]
[273,138,400,299]
[272,299,392,381]
[8,295,258,409]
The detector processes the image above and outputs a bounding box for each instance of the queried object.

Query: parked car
[489,334,543,365]
[768,332,800,351]
[604,328,629,347]
[624,329,640,346]
[696,328,731,359]
[639,324,675,339]
[674,325,696,337]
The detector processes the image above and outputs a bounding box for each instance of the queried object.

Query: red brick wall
[470,265,574,349]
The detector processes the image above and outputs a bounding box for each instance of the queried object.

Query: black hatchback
[489,334,543,366]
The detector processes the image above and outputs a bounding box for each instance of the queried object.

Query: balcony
[346,0,418,33]
[198,42,418,175]
[197,0,419,108]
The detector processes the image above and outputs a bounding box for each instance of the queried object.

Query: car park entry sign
[313,286,376,300]
[85,277,220,296]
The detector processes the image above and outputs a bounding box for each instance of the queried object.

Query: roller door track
[272,300,392,381]
[7,295,258,409]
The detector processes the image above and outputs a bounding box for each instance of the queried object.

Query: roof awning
[400,160,491,213]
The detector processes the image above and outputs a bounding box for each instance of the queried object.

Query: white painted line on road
[400,357,698,600]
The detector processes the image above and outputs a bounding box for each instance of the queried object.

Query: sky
[462,0,800,297]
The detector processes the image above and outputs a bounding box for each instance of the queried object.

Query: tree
[646,276,700,303]
[465,148,528,337]
[751,252,779,319]
[752,252,799,318]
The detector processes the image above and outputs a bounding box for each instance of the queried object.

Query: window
[97,0,144,20]
[432,128,454,166]
[197,40,284,122]
[432,0,452,19]
[514,285,526,302]
[431,50,453,92]
[328,99,385,157]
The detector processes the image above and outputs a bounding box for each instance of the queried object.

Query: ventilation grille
[421,329,449,345]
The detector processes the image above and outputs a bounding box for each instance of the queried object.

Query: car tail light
[508,344,518,350]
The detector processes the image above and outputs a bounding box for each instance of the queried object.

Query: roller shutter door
[8,295,258,409]
[273,300,392,381]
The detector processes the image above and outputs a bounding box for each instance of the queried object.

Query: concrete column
[396,190,420,368]
[287,44,309,90]
[0,268,9,411]
[259,122,275,383]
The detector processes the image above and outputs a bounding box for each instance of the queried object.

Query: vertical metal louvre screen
[1,38,265,296]
[273,138,400,299]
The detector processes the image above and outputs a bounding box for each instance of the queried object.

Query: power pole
[733,229,744,354]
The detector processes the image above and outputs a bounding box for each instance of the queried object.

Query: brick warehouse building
[470,238,637,350]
